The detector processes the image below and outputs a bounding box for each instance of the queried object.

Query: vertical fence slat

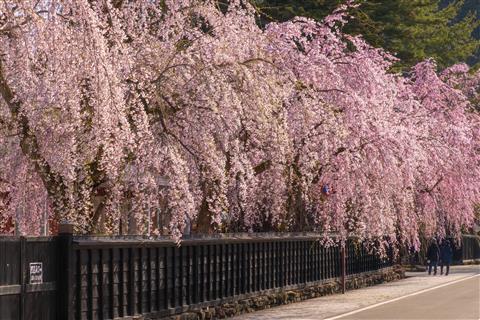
[137,248,143,314]
[289,241,293,285]
[99,249,105,320]
[295,240,302,284]
[286,241,289,285]
[299,241,303,283]
[219,244,223,299]
[325,245,328,280]
[155,247,161,311]
[341,245,346,294]
[250,243,254,293]
[252,243,256,292]
[241,243,246,294]
[147,247,152,313]
[276,241,280,288]
[87,249,93,320]
[230,244,235,297]
[109,249,114,319]
[19,237,25,320]
[266,242,270,289]
[279,242,284,288]
[268,242,272,289]
[176,246,181,307]
[129,248,137,316]
[305,241,309,283]
[171,246,177,308]
[237,243,242,295]
[75,249,82,320]
[163,247,169,310]
[192,245,198,304]
[179,246,183,307]
[308,241,311,282]
[259,242,263,291]
[247,243,251,293]
[295,241,299,284]
[200,245,206,302]
[291,242,295,285]
[270,242,275,288]
[206,245,211,301]
[119,248,125,318]
[186,246,191,306]
[213,244,217,300]
[280,241,288,287]
[255,242,260,292]
[217,244,221,299]
[210,244,215,301]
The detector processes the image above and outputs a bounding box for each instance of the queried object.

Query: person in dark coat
[440,239,453,275]
[426,239,440,275]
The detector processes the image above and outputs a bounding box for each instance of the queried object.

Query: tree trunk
[194,196,214,234]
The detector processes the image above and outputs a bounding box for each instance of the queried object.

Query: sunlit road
[337,275,480,320]
[232,266,480,320]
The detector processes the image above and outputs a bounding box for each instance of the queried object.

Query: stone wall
[151,266,405,320]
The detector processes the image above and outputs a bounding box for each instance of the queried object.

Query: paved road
[232,266,480,320]
[337,275,480,320]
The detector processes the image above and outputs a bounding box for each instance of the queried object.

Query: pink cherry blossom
[0,1,478,250]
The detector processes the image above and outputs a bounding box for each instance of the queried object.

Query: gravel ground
[231,265,480,320]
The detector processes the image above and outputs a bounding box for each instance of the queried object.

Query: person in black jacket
[427,238,440,275]
[440,239,453,275]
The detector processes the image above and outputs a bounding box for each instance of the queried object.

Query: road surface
[232,265,480,320]
[336,275,480,320]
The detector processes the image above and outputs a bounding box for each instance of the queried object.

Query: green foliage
[347,0,480,71]
[250,0,341,24]
[252,0,480,71]
[454,0,480,65]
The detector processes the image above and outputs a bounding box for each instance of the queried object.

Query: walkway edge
[325,273,480,320]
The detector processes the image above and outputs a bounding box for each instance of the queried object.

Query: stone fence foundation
[158,266,405,320]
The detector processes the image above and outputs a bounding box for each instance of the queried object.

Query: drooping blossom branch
[0,0,477,251]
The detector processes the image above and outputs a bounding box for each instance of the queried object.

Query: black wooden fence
[0,227,407,320]
[68,235,391,320]
[0,237,58,320]
[1,230,394,320]
[460,235,480,262]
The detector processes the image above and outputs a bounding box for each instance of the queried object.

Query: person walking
[427,238,440,275]
[440,239,453,275]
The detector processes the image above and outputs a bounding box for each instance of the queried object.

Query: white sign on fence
[29,262,43,284]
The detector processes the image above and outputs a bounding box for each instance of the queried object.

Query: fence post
[57,222,74,320]
[19,236,26,320]
[341,244,346,294]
